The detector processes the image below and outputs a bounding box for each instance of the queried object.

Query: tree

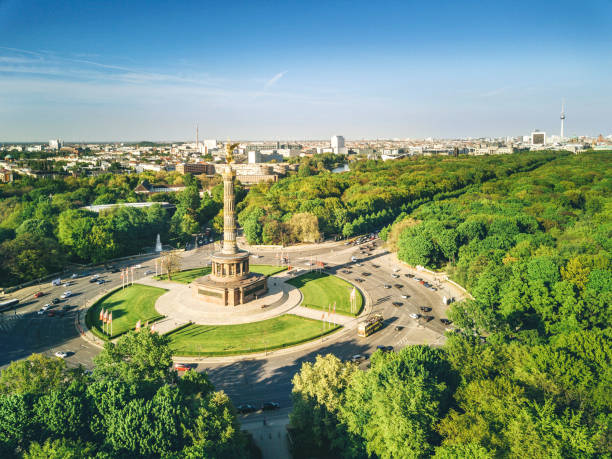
[290,354,365,458]
[342,346,456,459]
[93,330,175,385]
[23,438,96,459]
[0,393,34,456]
[0,354,70,396]
[161,251,182,281]
[288,213,321,243]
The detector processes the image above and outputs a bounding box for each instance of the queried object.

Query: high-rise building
[531,130,546,145]
[560,101,566,140]
[49,139,63,149]
[331,135,347,155]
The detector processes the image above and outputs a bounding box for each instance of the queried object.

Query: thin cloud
[264,71,287,89]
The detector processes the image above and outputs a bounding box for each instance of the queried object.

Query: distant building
[0,168,13,182]
[331,135,348,155]
[134,180,186,194]
[176,162,215,175]
[531,131,546,145]
[49,139,63,149]
[247,151,262,163]
[204,139,217,150]
[82,202,175,213]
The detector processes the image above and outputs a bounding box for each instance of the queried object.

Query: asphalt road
[0,239,453,414]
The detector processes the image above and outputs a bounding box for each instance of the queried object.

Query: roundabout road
[0,239,461,413]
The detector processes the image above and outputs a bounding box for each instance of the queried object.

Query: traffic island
[85,284,167,340]
[166,314,341,356]
[287,271,364,316]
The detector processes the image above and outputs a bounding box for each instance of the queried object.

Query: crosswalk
[0,313,25,334]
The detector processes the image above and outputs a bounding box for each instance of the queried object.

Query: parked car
[262,402,280,411]
[47,311,57,317]
[404,273,414,278]
[422,315,434,322]
[351,256,357,262]
[420,306,432,312]
[401,294,409,299]
[34,291,44,298]
[391,274,400,278]
[392,301,403,307]
[71,273,79,279]
[409,313,421,319]
[440,318,452,325]
[42,303,51,311]
[394,283,403,288]
[144,270,155,275]
[60,291,72,299]
[394,325,403,331]
[37,309,45,315]
[361,272,371,276]
[393,267,401,272]
[237,404,257,414]
[54,351,68,359]
[383,284,391,289]
[97,279,106,284]
[174,363,191,371]
[351,354,366,362]
[355,278,365,283]
[51,298,60,304]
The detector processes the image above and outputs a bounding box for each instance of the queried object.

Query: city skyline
[1,0,611,141]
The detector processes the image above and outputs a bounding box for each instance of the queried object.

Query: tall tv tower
[560,100,566,140]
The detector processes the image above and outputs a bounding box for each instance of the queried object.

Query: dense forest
[0,332,259,458]
[289,150,611,458]
[237,151,561,244]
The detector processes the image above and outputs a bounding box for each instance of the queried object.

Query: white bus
[0,298,19,312]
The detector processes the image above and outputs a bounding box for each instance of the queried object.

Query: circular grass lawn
[86,284,167,340]
[287,271,363,316]
[166,314,340,356]
[155,264,287,284]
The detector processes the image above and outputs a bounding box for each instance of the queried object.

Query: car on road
[420,306,432,312]
[401,294,409,299]
[262,402,280,411]
[383,284,391,289]
[392,301,403,307]
[174,363,191,371]
[391,273,400,278]
[97,279,106,284]
[54,351,68,359]
[440,318,452,325]
[42,303,51,311]
[394,325,403,331]
[37,309,45,315]
[51,298,60,304]
[237,404,257,414]
[89,278,98,283]
[409,313,420,319]
[377,345,394,352]
[60,291,72,299]
[34,291,44,298]
[351,354,366,362]
[354,278,365,283]
[144,270,155,275]
[63,281,74,287]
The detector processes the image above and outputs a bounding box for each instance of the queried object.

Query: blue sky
[0,0,610,141]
